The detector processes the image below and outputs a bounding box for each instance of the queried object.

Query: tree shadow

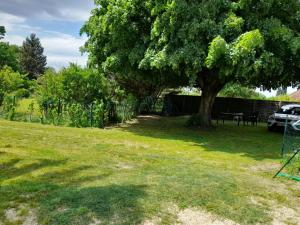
[40,167,112,186]
[0,157,147,225]
[0,158,67,182]
[120,116,282,160]
[40,184,147,225]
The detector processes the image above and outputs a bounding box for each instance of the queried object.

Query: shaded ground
[0,116,299,225]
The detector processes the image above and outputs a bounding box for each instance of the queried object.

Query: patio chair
[243,111,259,126]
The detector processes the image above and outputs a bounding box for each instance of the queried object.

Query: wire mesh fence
[278,119,300,179]
[0,96,164,128]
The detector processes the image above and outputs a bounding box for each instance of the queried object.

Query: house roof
[289,90,300,101]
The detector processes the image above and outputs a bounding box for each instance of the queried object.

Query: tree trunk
[198,87,220,127]
[197,71,225,127]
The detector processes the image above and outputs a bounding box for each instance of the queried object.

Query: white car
[267,104,300,131]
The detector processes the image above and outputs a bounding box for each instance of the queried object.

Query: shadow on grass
[0,158,147,225]
[0,182,147,225]
[0,159,67,182]
[39,167,112,186]
[120,116,283,160]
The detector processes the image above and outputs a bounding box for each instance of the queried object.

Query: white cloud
[0,12,25,24]
[1,11,88,70]
[41,34,87,56]
[40,34,88,69]
[0,12,26,32]
[0,0,93,22]
[47,54,87,69]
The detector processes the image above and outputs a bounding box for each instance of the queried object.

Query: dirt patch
[142,204,239,225]
[4,206,38,225]
[89,217,101,225]
[115,162,135,170]
[142,218,161,225]
[250,197,300,225]
[250,163,281,173]
[137,115,161,120]
[269,203,300,225]
[121,140,150,149]
[22,209,38,225]
[5,208,19,223]
[177,208,238,225]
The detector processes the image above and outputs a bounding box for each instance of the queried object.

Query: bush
[14,88,30,98]
[187,114,203,126]
[116,95,138,123]
[36,64,136,128]
[92,100,108,128]
[0,91,4,106]
[0,66,31,107]
[66,103,89,127]
[0,66,25,93]
[2,95,18,120]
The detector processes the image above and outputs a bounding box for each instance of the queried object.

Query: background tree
[0,25,20,72]
[0,26,5,39]
[219,83,265,99]
[276,87,288,96]
[20,33,47,80]
[82,0,300,127]
[0,43,20,71]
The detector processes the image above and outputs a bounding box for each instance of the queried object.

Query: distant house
[289,90,300,101]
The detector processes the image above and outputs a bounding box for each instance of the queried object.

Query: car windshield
[277,108,292,114]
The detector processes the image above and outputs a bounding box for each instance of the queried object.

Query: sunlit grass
[0,117,299,225]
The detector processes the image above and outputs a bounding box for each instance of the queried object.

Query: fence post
[90,103,93,127]
[58,99,61,115]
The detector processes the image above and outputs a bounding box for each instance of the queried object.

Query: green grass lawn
[0,116,299,225]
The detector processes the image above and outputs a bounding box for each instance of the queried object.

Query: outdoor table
[217,112,244,126]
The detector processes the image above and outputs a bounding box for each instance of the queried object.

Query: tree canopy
[0,43,20,72]
[0,25,21,72]
[82,0,300,126]
[20,33,47,80]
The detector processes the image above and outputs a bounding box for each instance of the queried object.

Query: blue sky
[0,0,94,69]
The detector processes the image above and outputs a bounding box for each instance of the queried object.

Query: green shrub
[0,66,26,93]
[116,95,138,123]
[34,64,138,128]
[2,95,18,120]
[0,91,4,106]
[66,103,89,127]
[14,88,30,98]
[0,66,31,108]
[92,100,108,128]
[187,114,203,126]
[27,100,35,122]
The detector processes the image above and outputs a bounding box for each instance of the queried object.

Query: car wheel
[268,126,276,132]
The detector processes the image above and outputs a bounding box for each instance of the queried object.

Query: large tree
[20,33,47,80]
[82,0,300,127]
[81,0,189,106]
